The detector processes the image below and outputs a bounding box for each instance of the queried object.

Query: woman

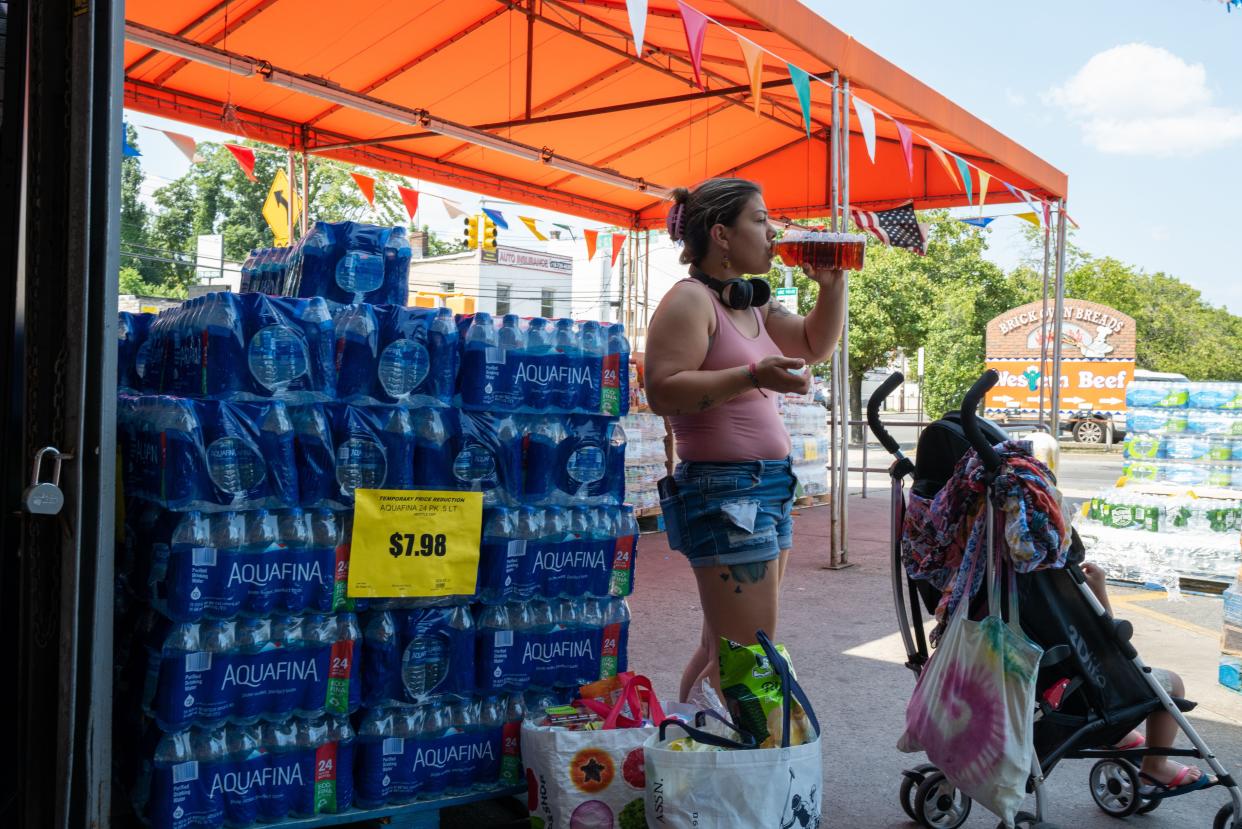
[644,177,846,701]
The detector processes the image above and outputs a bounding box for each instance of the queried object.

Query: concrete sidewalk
[626,494,1242,828]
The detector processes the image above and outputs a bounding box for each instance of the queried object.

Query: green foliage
[118,265,186,299]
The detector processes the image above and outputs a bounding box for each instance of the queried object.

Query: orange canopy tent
[121,0,1067,229]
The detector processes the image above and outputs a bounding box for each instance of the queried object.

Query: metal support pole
[300,154,310,237]
[1049,201,1069,436]
[826,70,842,567]
[1037,210,1052,427]
[286,149,295,246]
[837,77,852,566]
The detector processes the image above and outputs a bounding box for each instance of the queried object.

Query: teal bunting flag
[954,157,973,205]
[788,64,813,138]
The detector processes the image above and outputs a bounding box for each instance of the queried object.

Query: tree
[119,124,161,283]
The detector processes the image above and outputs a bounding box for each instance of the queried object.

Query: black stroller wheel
[1215,803,1237,829]
[914,770,972,829]
[900,764,938,820]
[1089,759,1142,818]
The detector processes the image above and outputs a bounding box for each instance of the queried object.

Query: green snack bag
[718,637,795,746]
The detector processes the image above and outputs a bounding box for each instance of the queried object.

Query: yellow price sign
[348,489,482,598]
[804,438,819,462]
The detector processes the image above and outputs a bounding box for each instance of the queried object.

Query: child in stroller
[866,370,1242,829]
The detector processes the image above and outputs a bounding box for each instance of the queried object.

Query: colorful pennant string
[519,216,548,241]
[350,172,376,208]
[397,186,420,220]
[853,97,877,163]
[224,144,256,181]
[610,234,627,267]
[481,207,510,230]
[584,229,599,261]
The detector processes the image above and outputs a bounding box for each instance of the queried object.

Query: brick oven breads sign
[984,299,1136,415]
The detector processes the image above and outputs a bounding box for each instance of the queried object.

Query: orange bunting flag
[397,186,419,220]
[351,172,377,208]
[928,142,959,188]
[611,233,627,267]
[737,36,765,115]
[977,170,992,212]
[584,229,599,261]
[677,1,709,90]
[519,216,548,241]
[224,144,257,181]
[164,130,202,163]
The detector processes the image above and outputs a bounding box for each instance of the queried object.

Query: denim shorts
[659,457,797,568]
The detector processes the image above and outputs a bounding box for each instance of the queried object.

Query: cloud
[1045,43,1242,156]
[1004,88,1027,107]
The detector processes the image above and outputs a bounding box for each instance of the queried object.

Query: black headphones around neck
[690,267,771,310]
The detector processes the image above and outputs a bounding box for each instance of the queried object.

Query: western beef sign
[984,299,1136,416]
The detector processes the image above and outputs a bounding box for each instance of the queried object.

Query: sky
[126,0,1242,313]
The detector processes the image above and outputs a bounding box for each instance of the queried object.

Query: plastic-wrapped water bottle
[446,699,478,794]
[523,317,553,411]
[334,409,388,499]
[604,323,631,416]
[477,696,507,790]
[495,416,524,500]
[568,504,592,542]
[120,396,203,509]
[376,306,433,403]
[412,408,454,490]
[334,303,380,402]
[290,404,337,509]
[232,619,271,725]
[428,307,459,405]
[420,703,452,799]
[525,416,568,502]
[479,508,516,605]
[495,314,526,410]
[378,406,415,490]
[577,320,605,414]
[476,603,513,693]
[605,420,627,500]
[500,694,525,785]
[238,510,280,616]
[527,599,558,689]
[461,313,499,408]
[551,318,577,411]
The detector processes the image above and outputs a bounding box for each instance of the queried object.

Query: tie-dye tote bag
[897,548,1044,826]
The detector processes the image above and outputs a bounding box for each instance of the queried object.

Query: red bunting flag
[584,229,599,261]
[895,120,914,182]
[224,144,257,181]
[677,1,709,90]
[351,172,377,208]
[611,233,626,267]
[397,185,419,220]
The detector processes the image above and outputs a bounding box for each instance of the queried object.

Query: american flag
[851,201,928,255]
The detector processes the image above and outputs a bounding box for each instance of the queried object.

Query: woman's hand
[801,266,847,288]
[754,356,812,395]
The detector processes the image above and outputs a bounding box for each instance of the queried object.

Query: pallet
[273,785,526,828]
[636,510,664,534]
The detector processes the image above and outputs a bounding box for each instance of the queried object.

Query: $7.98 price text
[389,532,448,558]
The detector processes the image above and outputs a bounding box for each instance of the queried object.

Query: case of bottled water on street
[283,221,412,307]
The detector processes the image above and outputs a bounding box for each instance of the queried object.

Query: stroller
[867,369,1242,829]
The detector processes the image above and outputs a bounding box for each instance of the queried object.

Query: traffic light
[464,215,480,249]
[481,216,498,251]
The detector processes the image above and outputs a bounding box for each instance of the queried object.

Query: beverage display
[117,291,637,820]
[775,229,867,271]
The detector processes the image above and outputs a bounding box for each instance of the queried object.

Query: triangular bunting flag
[481,208,510,230]
[737,36,765,115]
[928,142,959,187]
[895,120,914,181]
[123,138,141,158]
[441,198,467,220]
[954,156,973,205]
[853,97,877,163]
[959,217,996,228]
[163,130,201,163]
[519,216,548,241]
[626,0,648,57]
[350,172,376,208]
[977,170,992,212]
[611,233,627,267]
[1042,201,1051,228]
[554,223,577,240]
[788,64,813,138]
[677,1,709,90]
[1016,212,1042,227]
[225,144,257,181]
[584,229,599,261]
[1064,211,1080,229]
[397,186,420,221]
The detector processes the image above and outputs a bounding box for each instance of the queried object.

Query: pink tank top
[669,279,792,462]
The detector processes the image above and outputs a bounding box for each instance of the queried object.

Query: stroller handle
[962,369,1003,472]
[866,371,905,456]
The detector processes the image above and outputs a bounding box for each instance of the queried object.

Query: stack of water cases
[116,297,636,824]
[620,412,667,512]
[1123,381,1242,490]
[781,394,828,497]
[116,292,361,829]
[1220,577,1242,695]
